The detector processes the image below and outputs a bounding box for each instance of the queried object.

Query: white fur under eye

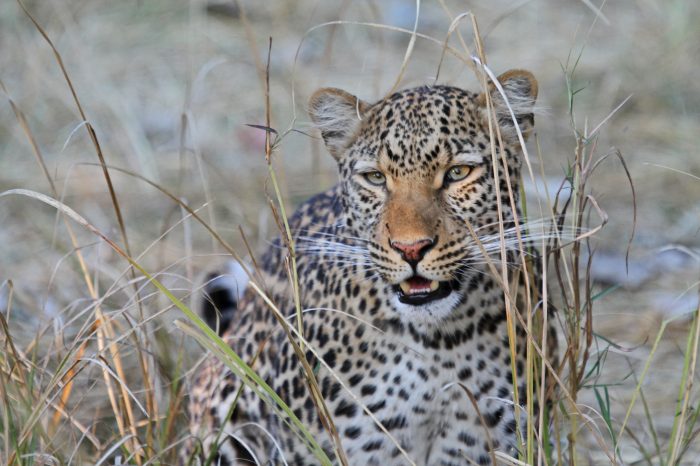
[453,153,483,166]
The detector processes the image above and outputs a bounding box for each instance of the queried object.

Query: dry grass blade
[644,163,700,182]
[590,149,637,267]
[95,435,136,466]
[433,11,474,84]
[579,0,610,25]
[387,0,420,94]
[586,95,632,140]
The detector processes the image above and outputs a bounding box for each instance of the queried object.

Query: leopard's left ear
[309,88,370,160]
[478,69,538,142]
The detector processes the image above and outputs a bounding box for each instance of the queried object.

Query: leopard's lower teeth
[399,280,440,295]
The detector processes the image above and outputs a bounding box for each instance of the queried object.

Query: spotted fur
[184,70,557,465]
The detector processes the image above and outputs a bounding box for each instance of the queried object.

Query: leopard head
[309,70,538,322]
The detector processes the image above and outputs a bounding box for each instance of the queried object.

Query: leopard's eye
[445,165,471,183]
[363,171,386,186]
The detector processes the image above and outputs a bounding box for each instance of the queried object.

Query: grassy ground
[1,0,699,464]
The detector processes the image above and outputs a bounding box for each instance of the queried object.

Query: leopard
[183,68,558,466]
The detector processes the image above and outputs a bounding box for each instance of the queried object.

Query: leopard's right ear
[309,88,369,159]
[477,69,538,142]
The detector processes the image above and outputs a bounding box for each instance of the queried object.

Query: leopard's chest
[302,300,517,465]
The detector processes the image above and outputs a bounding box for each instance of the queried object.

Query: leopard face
[309,70,538,323]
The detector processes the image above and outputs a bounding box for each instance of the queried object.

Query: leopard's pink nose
[390,238,435,264]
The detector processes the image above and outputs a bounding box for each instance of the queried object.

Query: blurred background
[1,0,699,463]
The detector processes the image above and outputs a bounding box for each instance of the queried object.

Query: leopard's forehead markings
[355,85,484,177]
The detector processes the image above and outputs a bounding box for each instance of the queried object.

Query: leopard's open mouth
[393,276,456,306]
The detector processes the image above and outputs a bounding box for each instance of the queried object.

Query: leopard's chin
[387,274,465,324]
